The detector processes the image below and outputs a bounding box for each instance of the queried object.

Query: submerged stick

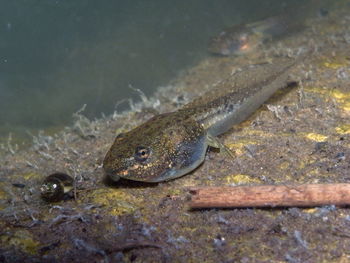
[189,183,350,209]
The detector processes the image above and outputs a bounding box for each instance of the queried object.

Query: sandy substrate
[1,2,350,262]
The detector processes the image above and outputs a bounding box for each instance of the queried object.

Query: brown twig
[189,183,350,209]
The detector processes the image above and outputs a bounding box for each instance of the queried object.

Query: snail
[40,173,74,202]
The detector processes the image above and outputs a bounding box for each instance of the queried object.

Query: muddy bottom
[1,2,350,262]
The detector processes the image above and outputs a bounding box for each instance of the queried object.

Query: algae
[89,188,141,216]
[304,132,328,142]
[225,174,262,185]
[1,230,40,255]
[335,124,350,135]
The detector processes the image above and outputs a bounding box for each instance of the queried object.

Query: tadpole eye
[134,146,151,162]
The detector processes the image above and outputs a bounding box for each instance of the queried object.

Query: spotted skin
[103,56,302,182]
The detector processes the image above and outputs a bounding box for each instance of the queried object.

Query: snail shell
[40,173,74,202]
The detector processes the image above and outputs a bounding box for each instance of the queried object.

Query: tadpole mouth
[108,173,121,182]
[103,167,126,182]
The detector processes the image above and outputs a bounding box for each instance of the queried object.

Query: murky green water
[0,0,327,146]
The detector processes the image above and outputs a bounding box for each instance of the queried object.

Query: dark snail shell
[40,173,74,202]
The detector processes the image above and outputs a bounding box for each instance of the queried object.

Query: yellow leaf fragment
[225,174,261,185]
[304,133,328,142]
